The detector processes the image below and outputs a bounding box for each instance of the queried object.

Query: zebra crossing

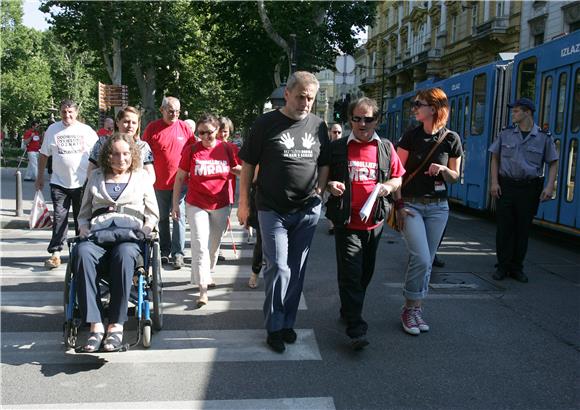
[0,209,334,409]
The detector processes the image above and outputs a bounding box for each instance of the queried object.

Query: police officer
[488,98,558,283]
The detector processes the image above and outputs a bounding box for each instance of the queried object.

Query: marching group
[28,69,557,353]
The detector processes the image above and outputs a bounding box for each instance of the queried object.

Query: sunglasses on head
[351,116,376,123]
[412,100,430,108]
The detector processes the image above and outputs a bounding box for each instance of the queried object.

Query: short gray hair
[286,71,319,92]
[161,96,180,109]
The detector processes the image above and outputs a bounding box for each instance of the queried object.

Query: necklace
[113,184,121,192]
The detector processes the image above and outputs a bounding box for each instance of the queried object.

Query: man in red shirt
[142,96,195,268]
[326,97,405,350]
[22,121,42,181]
[96,117,114,137]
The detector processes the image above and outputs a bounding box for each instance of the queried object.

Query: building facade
[361,0,523,120]
[519,1,580,50]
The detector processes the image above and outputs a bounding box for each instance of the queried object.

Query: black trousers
[47,184,83,253]
[74,240,141,324]
[335,224,383,339]
[495,178,542,274]
[251,228,263,275]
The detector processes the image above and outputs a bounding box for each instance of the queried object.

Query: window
[394,112,401,142]
[451,15,458,43]
[458,97,463,132]
[534,33,544,46]
[463,96,469,138]
[472,4,478,33]
[471,74,487,135]
[571,69,580,133]
[402,98,417,130]
[516,57,537,101]
[496,1,505,17]
[556,73,567,134]
[539,75,552,131]
[552,139,560,199]
[566,140,577,202]
[450,100,457,130]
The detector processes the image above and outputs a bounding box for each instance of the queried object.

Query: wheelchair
[63,234,163,350]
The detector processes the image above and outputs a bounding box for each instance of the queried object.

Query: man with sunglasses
[489,98,558,283]
[329,123,343,141]
[238,71,330,353]
[326,97,404,350]
[142,96,196,269]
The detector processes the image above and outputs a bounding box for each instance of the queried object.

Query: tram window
[540,75,552,131]
[556,73,567,134]
[450,100,456,130]
[458,97,463,132]
[552,140,560,200]
[395,112,400,140]
[471,74,486,135]
[402,98,417,131]
[571,69,580,133]
[464,96,469,137]
[566,140,577,202]
[516,57,537,101]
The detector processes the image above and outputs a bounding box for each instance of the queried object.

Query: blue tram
[382,31,580,235]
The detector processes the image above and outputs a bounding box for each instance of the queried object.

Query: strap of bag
[402,128,450,188]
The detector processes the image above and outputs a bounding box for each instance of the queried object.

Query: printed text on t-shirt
[279,132,316,158]
[194,159,230,176]
[56,135,85,155]
[349,160,378,181]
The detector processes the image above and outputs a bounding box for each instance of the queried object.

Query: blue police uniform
[488,124,558,279]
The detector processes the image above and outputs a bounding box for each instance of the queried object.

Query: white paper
[359,184,381,223]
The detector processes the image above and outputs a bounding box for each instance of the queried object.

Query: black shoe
[432,255,445,268]
[492,269,507,281]
[266,331,285,353]
[280,328,297,344]
[161,256,170,265]
[350,336,369,351]
[511,271,529,283]
[217,255,226,262]
[328,228,334,235]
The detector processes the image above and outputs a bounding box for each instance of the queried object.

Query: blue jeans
[258,197,321,333]
[401,200,449,300]
[155,188,186,258]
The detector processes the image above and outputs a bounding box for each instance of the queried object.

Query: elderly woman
[75,133,159,352]
[392,88,462,336]
[88,106,155,182]
[172,114,241,307]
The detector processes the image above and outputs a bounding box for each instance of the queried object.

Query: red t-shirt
[179,141,240,210]
[347,140,405,230]
[142,119,195,190]
[96,128,112,137]
[23,129,41,152]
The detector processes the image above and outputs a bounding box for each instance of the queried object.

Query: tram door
[558,63,580,229]
[447,94,468,203]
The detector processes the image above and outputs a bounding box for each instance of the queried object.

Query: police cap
[508,98,535,112]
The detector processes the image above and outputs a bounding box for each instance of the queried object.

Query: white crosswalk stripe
[1,207,332,408]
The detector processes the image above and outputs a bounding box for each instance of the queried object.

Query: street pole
[15,170,23,217]
[290,34,297,74]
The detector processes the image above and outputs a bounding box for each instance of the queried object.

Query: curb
[0,218,30,229]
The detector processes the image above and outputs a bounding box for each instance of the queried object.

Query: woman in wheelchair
[74,133,159,352]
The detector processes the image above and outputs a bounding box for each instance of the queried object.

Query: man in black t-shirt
[238,71,330,353]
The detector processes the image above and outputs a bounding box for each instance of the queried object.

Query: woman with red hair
[392,88,463,336]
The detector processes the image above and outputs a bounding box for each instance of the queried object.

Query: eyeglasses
[198,129,217,136]
[331,131,342,134]
[351,116,376,123]
[165,109,180,115]
[412,100,430,108]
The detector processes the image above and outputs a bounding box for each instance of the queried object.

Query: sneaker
[266,331,285,353]
[412,307,430,332]
[280,328,297,344]
[401,307,420,335]
[161,255,170,265]
[44,255,61,269]
[173,254,184,269]
[350,336,369,351]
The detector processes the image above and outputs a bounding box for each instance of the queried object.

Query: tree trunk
[257,1,292,79]
[133,63,157,128]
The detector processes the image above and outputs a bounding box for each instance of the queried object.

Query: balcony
[361,75,377,86]
[473,17,510,38]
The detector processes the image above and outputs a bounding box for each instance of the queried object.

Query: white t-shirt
[40,121,98,189]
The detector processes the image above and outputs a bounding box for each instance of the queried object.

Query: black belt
[500,176,542,186]
[92,205,145,220]
[403,197,447,205]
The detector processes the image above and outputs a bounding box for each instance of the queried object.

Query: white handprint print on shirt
[302,133,315,149]
[280,133,295,149]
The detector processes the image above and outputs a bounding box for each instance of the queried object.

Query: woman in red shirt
[172,114,241,307]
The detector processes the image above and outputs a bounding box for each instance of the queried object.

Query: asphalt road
[1,167,578,409]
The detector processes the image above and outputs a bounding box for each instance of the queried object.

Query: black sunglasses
[351,116,376,123]
[198,129,217,136]
[412,100,430,108]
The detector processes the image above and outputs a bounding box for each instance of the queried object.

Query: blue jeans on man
[258,197,321,334]
[155,188,186,259]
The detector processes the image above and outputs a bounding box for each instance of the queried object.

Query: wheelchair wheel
[63,263,80,349]
[142,324,152,348]
[151,241,163,331]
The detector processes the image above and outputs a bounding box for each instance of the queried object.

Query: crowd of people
[30,69,557,353]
